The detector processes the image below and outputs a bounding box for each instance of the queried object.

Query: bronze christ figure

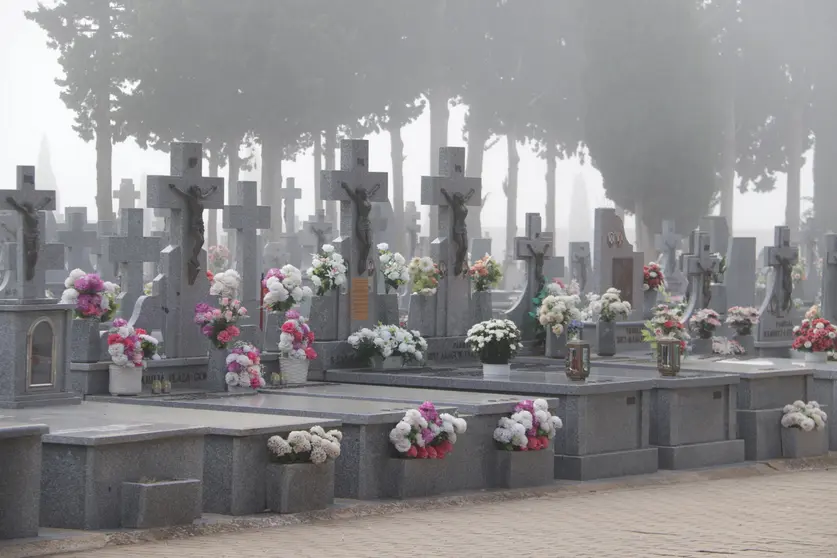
[440,187,475,277]
[341,182,380,275]
[169,183,217,285]
[7,195,52,281]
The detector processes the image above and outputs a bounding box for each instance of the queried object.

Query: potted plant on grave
[224,341,265,392]
[586,288,631,357]
[725,306,759,355]
[277,310,317,383]
[688,309,722,355]
[537,291,582,358]
[265,426,342,513]
[306,244,347,297]
[389,402,466,460]
[780,400,828,458]
[791,311,837,364]
[106,319,153,396]
[61,269,120,363]
[642,262,665,318]
[642,305,690,376]
[466,319,524,377]
[195,273,247,388]
[468,254,502,323]
[378,243,409,294]
[408,256,442,297]
[493,399,562,452]
[263,266,313,313]
[347,324,428,370]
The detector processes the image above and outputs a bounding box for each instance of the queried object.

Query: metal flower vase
[643,289,658,319]
[596,321,616,357]
[565,339,591,381]
[656,338,682,377]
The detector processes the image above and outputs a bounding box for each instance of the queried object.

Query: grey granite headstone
[471,237,491,259]
[569,241,592,295]
[755,226,800,357]
[58,207,97,271]
[724,237,756,309]
[654,220,686,296]
[503,213,553,339]
[593,208,643,318]
[109,209,162,321]
[699,215,730,259]
[113,178,141,210]
[277,177,302,234]
[681,230,723,320]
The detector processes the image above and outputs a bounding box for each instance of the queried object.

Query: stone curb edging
[7,454,836,558]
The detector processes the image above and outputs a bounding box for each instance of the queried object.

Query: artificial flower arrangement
[106,318,145,367]
[712,337,745,356]
[263,265,313,312]
[143,282,153,296]
[537,292,582,337]
[306,244,347,296]
[207,244,230,274]
[466,319,524,365]
[791,313,837,353]
[388,402,467,459]
[725,306,760,336]
[378,243,409,293]
[225,341,266,389]
[643,262,665,291]
[641,304,690,351]
[468,254,503,292]
[194,298,246,349]
[278,310,317,360]
[267,426,342,464]
[585,288,632,322]
[689,308,722,340]
[792,259,806,287]
[781,400,827,432]
[347,324,428,364]
[408,256,442,296]
[209,269,241,298]
[135,327,162,360]
[60,269,119,320]
[493,399,563,451]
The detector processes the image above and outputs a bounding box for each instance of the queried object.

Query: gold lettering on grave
[351,277,370,321]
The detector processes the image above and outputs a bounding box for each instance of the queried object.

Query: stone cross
[113,178,141,210]
[278,177,302,233]
[370,204,388,242]
[822,233,837,324]
[108,209,162,320]
[57,207,98,271]
[762,226,798,319]
[321,139,389,330]
[404,201,421,258]
[569,241,592,294]
[223,181,271,315]
[514,213,554,298]
[683,230,721,312]
[146,143,224,358]
[654,220,682,276]
[94,220,118,282]
[0,167,62,300]
[306,209,334,251]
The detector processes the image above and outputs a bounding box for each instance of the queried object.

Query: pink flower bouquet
[60,269,115,319]
[225,341,265,389]
[194,297,247,349]
[493,399,562,451]
[277,310,317,360]
[388,402,467,459]
[106,318,143,367]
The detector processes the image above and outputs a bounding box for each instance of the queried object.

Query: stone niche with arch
[0,302,79,408]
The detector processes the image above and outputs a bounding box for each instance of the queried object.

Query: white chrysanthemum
[309,425,326,437]
[64,268,86,288]
[326,429,343,442]
[322,244,334,253]
[267,435,292,456]
[494,427,513,444]
[60,288,79,305]
[394,439,411,453]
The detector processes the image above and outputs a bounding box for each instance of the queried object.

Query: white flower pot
[109,363,142,396]
[804,352,828,364]
[482,363,511,377]
[280,358,310,383]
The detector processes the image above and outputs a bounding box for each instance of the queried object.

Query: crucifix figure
[513,213,554,298]
[683,230,721,310]
[169,183,218,284]
[570,242,590,292]
[7,196,52,281]
[764,226,798,318]
[341,182,381,275]
[528,240,552,294]
[440,186,476,276]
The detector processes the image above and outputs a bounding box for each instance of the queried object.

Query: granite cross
[654,220,682,276]
[514,213,554,297]
[683,230,721,310]
[278,177,302,233]
[370,204,388,242]
[113,178,141,210]
[109,208,162,320]
[404,200,421,257]
[763,226,798,318]
[420,147,482,278]
[223,180,271,313]
[306,209,334,251]
[58,208,98,271]
[94,219,118,282]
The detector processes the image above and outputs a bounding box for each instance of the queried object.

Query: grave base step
[655,439,746,470]
[554,447,658,481]
[737,408,786,461]
[0,392,80,409]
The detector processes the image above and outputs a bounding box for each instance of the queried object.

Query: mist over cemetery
[5,0,837,549]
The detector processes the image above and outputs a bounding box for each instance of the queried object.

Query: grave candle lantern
[656,338,682,377]
[565,339,591,381]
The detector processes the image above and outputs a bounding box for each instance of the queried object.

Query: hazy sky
[0,0,812,238]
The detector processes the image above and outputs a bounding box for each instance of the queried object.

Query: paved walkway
[69,470,837,557]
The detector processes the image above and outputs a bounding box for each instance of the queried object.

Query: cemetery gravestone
[724,237,757,309]
[593,208,643,318]
[755,226,799,357]
[471,237,491,260]
[699,216,730,262]
[113,178,141,210]
[822,234,837,324]
[58,208,98,271]
[405,201,421,258]
[94,220,118,283]
[306,209,334,252]
[421,147,481,337]
[681,230,723,318]
[109,209,162,321]
[278,177,302,234]
[504,213,553,340]
[655,220,686,296]
[569,241,592,295]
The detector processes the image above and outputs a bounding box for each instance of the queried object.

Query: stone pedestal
[471,291,493,324]
[691,337,713,356]
[377,293,399,325]
[489,447,554,489]
[780,427,828,458]
[265,461,335,513]
[207,346,229,392]
[0,424,48,539]
[596,321,617,357]
[643,289,658,319]
[70,318,103,363]
[121,479,202,528]
[407,294,437,337]
[545,330,567,358]
[308,291,339,341]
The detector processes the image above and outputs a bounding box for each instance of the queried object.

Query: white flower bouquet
[781,400,828,432]
[267,426,343,464]
[466,319,523,365]
[209,269,241,299]
[585,288,631,322]
[378,243,409,293]
[306,244,347,296]
[537,293,582,337]
[725,306,760,336]
[493,399,563,451]
[224,341,265,389]
[408,256,441,296]
[263,265,313,312]
[388,402,467,459]
[347,324,428,365]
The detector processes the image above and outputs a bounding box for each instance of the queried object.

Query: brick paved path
[69,470,837,557]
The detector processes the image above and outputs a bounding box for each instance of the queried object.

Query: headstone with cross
[113,178,141,210]
[146,142,224,358]
[58,207,97,272]
[278,177,302,234]
[305,209,334,252]
[593,208,644,319]
[681,230,723,320]
[420,147,481,338]
[321,139,389,331]
[755,226,800,357]
[569,241,592,295]
[821,233,837,324]
[471,237,492,260]
[223,181,271,341]
[108,208,162,321]
[655,220,686,296]
[94,220,118,283]
[404,201,421,258]
[724,236,756,309]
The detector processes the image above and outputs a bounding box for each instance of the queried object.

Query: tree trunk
[260,134,283,239]
[207,150,220,248]
[719,88,736,232]
[465,121,488,238]
[313,131,323,213]
[786,99,805,242]
[388,123,406,253]
[633,202,652,262]
[505,132,519,265]
[545,142,557,236]
[324,130,338,227]
[428,86,450,237]
[94,10,113,222]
